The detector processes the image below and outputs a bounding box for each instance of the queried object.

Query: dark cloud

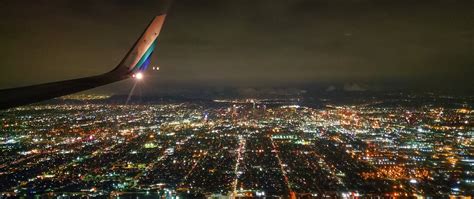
[0,0,472,92]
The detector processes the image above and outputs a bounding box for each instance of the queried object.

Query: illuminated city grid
[0,96,472,198]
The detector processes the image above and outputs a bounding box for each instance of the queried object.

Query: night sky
[0,0,472,94]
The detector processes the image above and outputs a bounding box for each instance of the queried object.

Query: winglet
[112,14,167,75]
[0,13,170,110]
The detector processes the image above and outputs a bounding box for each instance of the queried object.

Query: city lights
[0,94,472,198]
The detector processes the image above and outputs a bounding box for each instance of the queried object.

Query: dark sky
[0,0,472,93]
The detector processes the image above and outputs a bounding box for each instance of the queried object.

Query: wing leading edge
[0,14,167,110]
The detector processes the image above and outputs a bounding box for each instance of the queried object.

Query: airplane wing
[0,14,167,110]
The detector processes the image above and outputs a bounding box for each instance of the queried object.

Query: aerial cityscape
[1,0,473,198]
[0,93,472,198]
